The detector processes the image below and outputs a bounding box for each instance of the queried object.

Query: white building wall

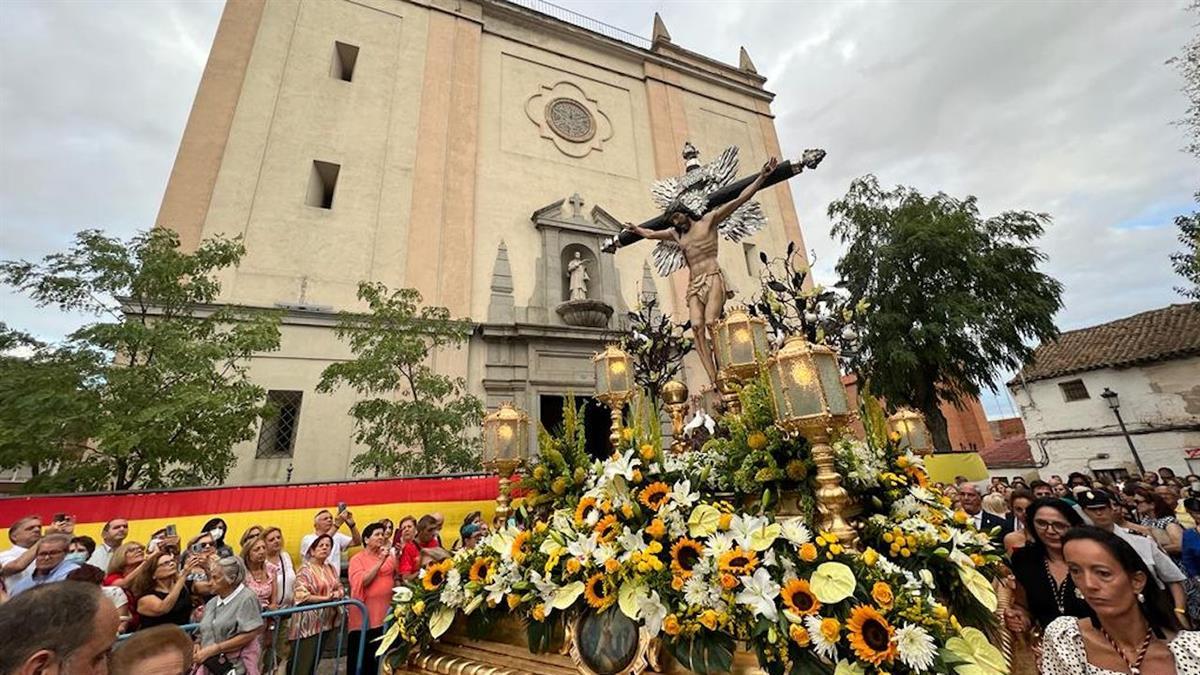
[1010,356,1200,479]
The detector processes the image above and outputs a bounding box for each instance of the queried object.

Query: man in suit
[960,483,1013,544]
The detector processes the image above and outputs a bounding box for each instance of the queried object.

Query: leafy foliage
[1170,8,1200,301]
[0,229,281,491]
[746,242,866,358]
[668,631,735,673]
[317,282,483,476]
[621,296,693,404]
[829,175,1063,450]
[1173,203,1200,301]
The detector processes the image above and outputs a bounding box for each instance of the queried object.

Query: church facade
[156,0,811,484]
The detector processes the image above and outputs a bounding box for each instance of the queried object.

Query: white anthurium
[949,547,975,570]
[780,518,813,546]
[551,510,576,534]
[552,581,585,611]
[735,567,781,621]
[539,537,566,557]
[490,530,517,561]
[463,593,484,615]
[637,591,669,637]
[730,514,779,551]
[392,586,413,603]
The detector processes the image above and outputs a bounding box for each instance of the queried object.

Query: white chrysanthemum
[705,531,736,556]
[894,623,937,671]
[804,615,840,661]
[441,569,465,608]
[683,572,723,609]
[780,518,812,546]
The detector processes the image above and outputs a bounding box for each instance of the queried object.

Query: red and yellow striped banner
[0,475,499,559]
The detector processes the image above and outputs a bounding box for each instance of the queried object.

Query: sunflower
[639,482,671,511]
[574,497,598,526]
[594,514,620,543]
[718,548,759,576]
[781,578,821,616]
[469,557,494,583]
[670,538,704,577]
[584,572,613,609]
[847,605,897,666]
[423,559,454,591]
[511,530,532,563]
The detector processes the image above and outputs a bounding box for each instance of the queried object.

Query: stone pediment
[532,193,621,237]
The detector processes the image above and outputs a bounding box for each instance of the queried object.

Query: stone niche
[480,193,633,457]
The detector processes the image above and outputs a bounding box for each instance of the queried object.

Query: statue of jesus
[567,251,590,301]
[624,157,778,386]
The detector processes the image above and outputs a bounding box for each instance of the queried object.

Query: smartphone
[52,512,68,523]
[165,524,177,537]
[337,501,347,514]
[190,542,206,555]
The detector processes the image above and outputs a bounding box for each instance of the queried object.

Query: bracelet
[1175,608,1188,615]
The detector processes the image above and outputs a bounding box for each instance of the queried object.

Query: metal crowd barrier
[117,598,370,675]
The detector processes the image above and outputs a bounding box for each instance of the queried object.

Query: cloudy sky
[1,0,1194,418]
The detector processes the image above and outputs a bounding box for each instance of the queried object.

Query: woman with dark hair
[290,533,343,675]
[200,517,235,558]
[347,522,397,675]
[1130,486,1185,556]
[1005,498,1092,636]
[1041,526,1200,674]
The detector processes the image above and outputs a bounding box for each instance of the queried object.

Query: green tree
[0,229,281,492]
[1174,208,1200,301]
[1169,5,1200,300]
[317,282,483,476]
[828,176,1063,450]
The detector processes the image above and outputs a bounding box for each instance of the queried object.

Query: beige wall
[158,0,814,484]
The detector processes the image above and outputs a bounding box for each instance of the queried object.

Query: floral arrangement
[380,390,1008,675]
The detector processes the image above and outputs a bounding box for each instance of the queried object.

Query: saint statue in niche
[567,251,590,301]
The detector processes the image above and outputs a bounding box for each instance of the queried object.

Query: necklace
[1042,557,1068,613]
[1099,624,1153,675]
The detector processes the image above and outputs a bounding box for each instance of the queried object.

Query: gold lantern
[712,307,770,414]
[887,408,933,456]
[482,402,530,521]
[764,336,857,546]
[592,344,635,450]
[662,380,690,454]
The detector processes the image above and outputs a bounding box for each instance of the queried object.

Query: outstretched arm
[711,157,777,225]
[624,222,677,242]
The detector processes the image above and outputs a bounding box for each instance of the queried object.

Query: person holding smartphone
[347,523,397,675]
[298,507,361,577]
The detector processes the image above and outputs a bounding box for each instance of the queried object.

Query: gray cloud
[1,0,1193,418]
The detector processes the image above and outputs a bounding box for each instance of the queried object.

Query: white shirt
[0,545,32,586]
[101,585,128,610]
[299,532,353,575]
[268,552,296,607]
[211,582,246,608]
[88,543,115,572]
[1114,525,1187,588]
[1041,616,1200,675]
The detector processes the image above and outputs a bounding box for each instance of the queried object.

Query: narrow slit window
[256,390,303,458]
[331,42,359,82]
[743,242,760,277]
[306,160,340,209]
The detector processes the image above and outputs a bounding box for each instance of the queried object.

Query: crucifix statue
[610,143,825,387]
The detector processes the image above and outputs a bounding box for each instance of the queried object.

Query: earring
[1075,588,1084,600]
[1137,592,1145,603]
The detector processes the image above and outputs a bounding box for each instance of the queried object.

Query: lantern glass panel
[814,352,850,415]
[768,361,788,418]
[496,421,517,460]
[908,423,928,452]
[785,357,824,418]
[607,357,630,393]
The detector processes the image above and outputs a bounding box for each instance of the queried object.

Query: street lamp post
[1100,387,1145,476]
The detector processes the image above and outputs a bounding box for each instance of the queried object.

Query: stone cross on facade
[568,192,585,219]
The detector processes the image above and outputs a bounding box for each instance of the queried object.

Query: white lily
[617,526,648,555]
[672,479,700,509]
[529,570,559,605]
[637,590,668,636]
[603,449,641,482]
[683,410,715,435]
[735,567,781,621]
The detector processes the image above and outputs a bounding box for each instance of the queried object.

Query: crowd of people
[0,505,495,675]
[932,468,1200,674]
[6,469,1200,674]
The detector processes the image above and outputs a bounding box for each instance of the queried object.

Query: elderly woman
[195,556,265,675]
[290,534,343,675]
[105,541,151,589]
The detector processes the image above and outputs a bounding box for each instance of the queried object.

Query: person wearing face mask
[1040,527,1200,675]
[67,536,96,566]
[200,517,235,558]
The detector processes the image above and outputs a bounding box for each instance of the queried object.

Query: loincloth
[686,268,736,302]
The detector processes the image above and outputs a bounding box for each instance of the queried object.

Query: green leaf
[667,631,735,674]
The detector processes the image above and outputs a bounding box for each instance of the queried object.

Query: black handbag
[201,652,237,675]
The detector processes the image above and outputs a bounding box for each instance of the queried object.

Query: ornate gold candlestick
[662,380,690,454]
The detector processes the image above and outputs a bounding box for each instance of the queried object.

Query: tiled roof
[980,435,1035,469]
[1012,304,1200,384]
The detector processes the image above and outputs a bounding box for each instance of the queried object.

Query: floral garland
[381,390,1009,675]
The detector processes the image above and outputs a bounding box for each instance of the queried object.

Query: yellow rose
[605,559,621,574]
[789,624,811,646]
[672,575,685,591]
[532,604,547,622]
[664,614,681,636]
[412,600,425,616]
[507,593,522,609]
[871,581,894,608]
[566,558,582,575]
[720,574,739,590]
[640,444,656,461]
[646,519,666,540]
[699,610,719,631]
[861,547,879,567]
[799,543,818,562]
[819,618,840,642]
[953,510,968,524]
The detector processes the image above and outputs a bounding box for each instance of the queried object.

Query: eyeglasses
[36,549,67,557]
[1033,520,1070,532]
[196,542,214,549]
